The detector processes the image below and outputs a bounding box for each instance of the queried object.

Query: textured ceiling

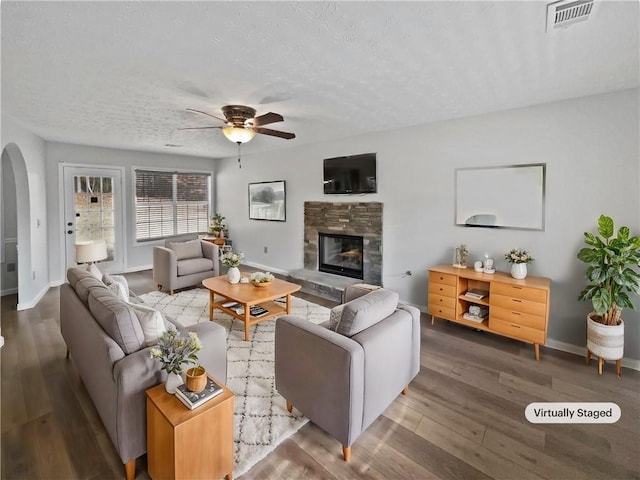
[2,1,638,159]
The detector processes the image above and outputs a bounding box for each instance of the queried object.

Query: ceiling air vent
[546,0,596,32]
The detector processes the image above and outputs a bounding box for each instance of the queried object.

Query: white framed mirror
[455,163,546,231]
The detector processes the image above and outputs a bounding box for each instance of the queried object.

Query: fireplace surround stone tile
[304,201,383,286]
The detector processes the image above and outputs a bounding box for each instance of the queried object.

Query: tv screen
[323,153,377,194]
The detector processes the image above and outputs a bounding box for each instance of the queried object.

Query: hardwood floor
[2,270,639,479]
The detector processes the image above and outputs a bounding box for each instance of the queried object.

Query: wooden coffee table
[202,276,301,341]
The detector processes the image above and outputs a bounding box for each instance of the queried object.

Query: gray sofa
[153,238,219,295]
[275,287,421,461]
[60,267,227,480]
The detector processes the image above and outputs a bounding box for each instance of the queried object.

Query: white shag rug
[140,288,330,477]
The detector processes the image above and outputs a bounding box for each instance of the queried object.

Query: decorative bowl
[252,280,272,288]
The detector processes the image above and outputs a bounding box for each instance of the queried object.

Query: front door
[63,166,124,273]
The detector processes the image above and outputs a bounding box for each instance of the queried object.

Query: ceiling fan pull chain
[237,141,242,169]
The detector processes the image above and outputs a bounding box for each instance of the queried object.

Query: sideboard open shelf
[428,265,551,360]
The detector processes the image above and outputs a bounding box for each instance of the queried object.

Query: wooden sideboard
[428,265,550,360]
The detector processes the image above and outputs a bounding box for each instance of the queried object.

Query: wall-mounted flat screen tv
[323,153,377,194]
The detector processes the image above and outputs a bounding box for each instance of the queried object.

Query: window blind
[135,169,211,241]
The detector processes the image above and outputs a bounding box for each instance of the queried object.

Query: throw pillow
[87,263,102,280]
[168,239,203,260]
[106,281,128,302]
[328,304,345,331]
[103,273,130,295]
[336,288,399,337]
[129,303,168,347]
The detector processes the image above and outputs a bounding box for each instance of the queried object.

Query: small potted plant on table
[577,215,640,376]
[150,330,204,393]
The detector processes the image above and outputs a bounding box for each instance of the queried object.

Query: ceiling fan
[179,104,295,144]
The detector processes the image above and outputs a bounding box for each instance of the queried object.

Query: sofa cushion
[74,276,109,307]
[177,257,214,276]
[67,266,98,289]
[88,288,145,354]
[336,288,400,337]
[169,239,203,260]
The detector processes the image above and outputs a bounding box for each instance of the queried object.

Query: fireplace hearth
[319,233,364,279]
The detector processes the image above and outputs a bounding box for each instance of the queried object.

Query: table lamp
[75,240,107,279]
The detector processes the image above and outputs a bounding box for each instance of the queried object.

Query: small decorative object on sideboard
[150,330,202,393]
[577,215,640,377]
[452,244,468,268]
[504,248,534,279]
[482,255,495,274]
[250,271,274,287]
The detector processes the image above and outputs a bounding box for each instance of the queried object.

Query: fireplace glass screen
[319,233,364,279]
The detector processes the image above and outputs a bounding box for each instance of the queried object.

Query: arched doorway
[1,143,31,308]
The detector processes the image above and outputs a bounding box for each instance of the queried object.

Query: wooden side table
[146,377,234,480]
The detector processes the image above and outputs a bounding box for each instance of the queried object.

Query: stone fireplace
[304,201,382,285]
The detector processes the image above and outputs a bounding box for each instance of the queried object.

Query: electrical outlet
[264,246,268,254]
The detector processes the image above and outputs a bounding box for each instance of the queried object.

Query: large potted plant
[577,215,640,376]
[209,213,228,245]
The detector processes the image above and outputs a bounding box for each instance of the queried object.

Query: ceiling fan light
[222,126,256,143]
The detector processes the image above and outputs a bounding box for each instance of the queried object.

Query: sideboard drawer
[429,272,457,287]
[490,306,546,330]
[491,282,547,304]
[428,293,456,310]
[428,282,456,298]
[489,318,545,344]
[429,305,456,321]
[491,294,546,317]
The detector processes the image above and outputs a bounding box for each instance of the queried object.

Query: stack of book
[175,377,224,410]
[463,304,489,323]
[465,288,488,300]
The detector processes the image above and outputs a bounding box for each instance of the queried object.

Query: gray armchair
[275,288,421,461]
[153,239,219,294]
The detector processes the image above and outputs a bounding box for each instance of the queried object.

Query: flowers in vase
[504,248,534,264]
[250,271,274,283]
[150,330,202,374]
[221,250,243,268]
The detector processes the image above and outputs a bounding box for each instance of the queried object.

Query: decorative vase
[165,371,183,394]
[227,266,241,284]
[186,366,207,392]
[511,263,527,279]
[587,313,624,361]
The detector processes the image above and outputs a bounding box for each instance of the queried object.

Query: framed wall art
[248,180,286,221]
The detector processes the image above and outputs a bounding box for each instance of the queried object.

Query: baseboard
[17,284,49,311]
[243,261,289,276]
[545,338,640,372]
[123,264,153,273]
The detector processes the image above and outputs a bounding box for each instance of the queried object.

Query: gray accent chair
[275,287,421,461]
[153,238,219,294]
[60,267,227,480]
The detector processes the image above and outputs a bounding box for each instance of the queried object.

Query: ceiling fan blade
[251,112,284,127]
[177,126,222,131]
[186,108,227,123]
[252,127,296,140]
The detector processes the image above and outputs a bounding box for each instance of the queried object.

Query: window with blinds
[135,169,211,241]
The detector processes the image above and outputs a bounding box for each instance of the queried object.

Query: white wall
[1,151,18,294]
[1,115,49,310]
[216,89,640,361]
[45,143,216,284]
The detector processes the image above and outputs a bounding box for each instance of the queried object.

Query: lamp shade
[75,240,108,263]
[222,126,256,143]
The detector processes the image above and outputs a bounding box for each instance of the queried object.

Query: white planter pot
[510,263,527,279]
[227,266,241,284]
[586,313,624,360]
